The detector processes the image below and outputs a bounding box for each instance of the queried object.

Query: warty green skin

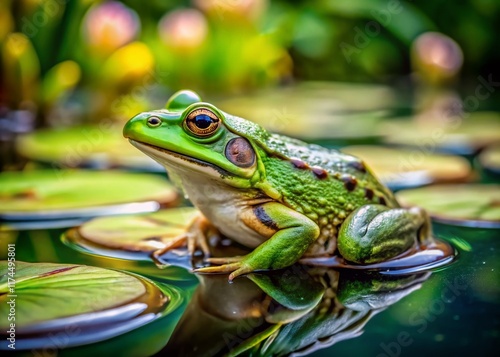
[123,90,432,280]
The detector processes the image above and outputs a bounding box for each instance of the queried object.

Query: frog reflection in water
[162,266,431,356]
[123,90,434,280]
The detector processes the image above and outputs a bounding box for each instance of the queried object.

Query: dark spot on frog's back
[311,166,328,179]
[347,160,366,173]
[290,158,309,170]
[365,188,374,200]
[379,196,387,205]
[341,174,357,191]
[253,206,279,230]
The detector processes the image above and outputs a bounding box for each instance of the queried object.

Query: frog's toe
[204,256,244,264]
[194,259,254,281]
[193,262,242,276]
[228,265,253,281]
[187,232,211,257]
[152,234,188,267]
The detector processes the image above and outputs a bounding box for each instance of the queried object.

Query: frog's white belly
[166,165,266,248]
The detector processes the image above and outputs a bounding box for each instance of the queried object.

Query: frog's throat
[129,139,236,178]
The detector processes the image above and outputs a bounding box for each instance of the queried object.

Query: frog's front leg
[152,212,214,264]
[194,202,320,281]
[337,204,432,264]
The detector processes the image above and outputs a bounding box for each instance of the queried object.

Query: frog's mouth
[129,139,234,177]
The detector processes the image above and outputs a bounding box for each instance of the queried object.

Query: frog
[123,90,433,281]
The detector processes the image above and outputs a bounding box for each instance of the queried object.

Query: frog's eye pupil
[194,114,212,129]
[185,108,221,137]
[147,116,161,127]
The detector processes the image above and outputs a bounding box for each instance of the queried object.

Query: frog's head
[123,90,268,188]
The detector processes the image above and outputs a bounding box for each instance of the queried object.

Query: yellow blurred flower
[102,42,154,84]
[243,35,293,83]
[2,33,40,104]
[193,0,267,22]
[42,60,81,104]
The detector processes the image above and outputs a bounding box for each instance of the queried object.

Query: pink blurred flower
[82,1,140,53]
[412,32,463,83]
[158,9,208,51]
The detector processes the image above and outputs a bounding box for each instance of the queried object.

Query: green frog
[123,90,433,280]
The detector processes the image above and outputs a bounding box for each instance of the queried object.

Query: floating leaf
[62,208,202,282]
[0,262,145,329]
[0,261,184,351]
[479,144,500,174]
[382,112,500,154]
[343,145,471,189]
[0,170,177,219]
[216,82,397,141]
[77,208,198,252]
[396,184,500,228]
[16,126,162,171]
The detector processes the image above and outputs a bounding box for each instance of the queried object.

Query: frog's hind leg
[337,204,432,264]
[195,202,320,281]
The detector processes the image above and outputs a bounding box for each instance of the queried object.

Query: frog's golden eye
[147,116,162,128]
[185,108,220,137]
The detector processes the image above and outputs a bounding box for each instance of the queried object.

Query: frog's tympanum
[123,90,435,280]
[160,266,431,356]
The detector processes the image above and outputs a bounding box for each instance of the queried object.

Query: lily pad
[62,208,199,279]
[73,208,198,255]
[382,112,500,155]
[0,261,183,350]
[342,146,471,189]
[479,144,500,175]
[16,125,162,171]
[0,170,178,220]
[396,184,500,228]
[215,82,397,141]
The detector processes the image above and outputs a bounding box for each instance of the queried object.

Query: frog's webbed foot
[195,256,252,281]
[152,213,214,264]
[194,258,253,281]
[337,204,433,264]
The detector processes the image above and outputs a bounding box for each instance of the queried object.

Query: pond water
[1,219,497,356]
[311,223,499,357]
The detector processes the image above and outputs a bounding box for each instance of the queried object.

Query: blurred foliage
[0,0,498,126]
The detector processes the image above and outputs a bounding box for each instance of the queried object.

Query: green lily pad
[62,208,199,280]
[382,112,500,154]
[479,144,500,174]
[0,261,183,350]
[0,170,178,220]
[76,208,198,253]
[0,261,144,329]
[215,82,397,141]
[16,125,162,171]
[343,146,471,189]
[396,184,500,228]
[62,208,250,279]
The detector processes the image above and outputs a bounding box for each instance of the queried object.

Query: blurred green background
[1,0,499,147]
